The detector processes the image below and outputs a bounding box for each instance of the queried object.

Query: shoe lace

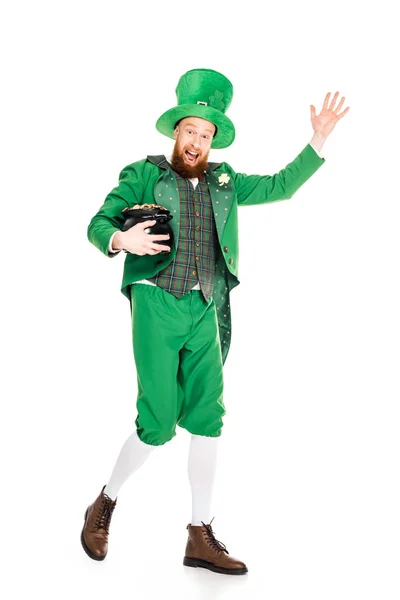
[94,495,116,533]
[201,517,229,554]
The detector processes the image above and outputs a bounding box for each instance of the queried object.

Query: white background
[2,1,399,598]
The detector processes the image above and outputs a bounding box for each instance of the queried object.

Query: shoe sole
[80,508,107,561]
[183,556,248,575]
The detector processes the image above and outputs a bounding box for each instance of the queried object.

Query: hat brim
[155,104,235,149]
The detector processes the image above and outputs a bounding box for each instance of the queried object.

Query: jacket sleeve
[233,143,325,207]
[87,160,146,257]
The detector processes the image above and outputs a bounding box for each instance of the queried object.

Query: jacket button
[156,259,164,265]
[223,246,229,253]
[229,258,233,264]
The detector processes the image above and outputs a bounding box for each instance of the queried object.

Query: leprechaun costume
[81,68,325,573]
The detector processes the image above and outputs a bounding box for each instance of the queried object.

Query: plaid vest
[145,156,219,302]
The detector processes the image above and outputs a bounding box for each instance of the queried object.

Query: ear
[173,125,179,140]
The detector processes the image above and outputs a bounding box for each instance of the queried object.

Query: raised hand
[310,91,350,139]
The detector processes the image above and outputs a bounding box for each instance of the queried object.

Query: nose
[190,134,201,150]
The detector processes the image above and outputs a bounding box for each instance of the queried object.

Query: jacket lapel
[147,155,181,252]
[206,164,235,244]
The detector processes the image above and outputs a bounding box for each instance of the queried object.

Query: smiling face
[169,116,216,179]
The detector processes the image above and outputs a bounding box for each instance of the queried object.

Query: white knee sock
[103,430,155,500]
[188,433,220,526]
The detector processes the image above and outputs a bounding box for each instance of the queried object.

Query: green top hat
[155,68,235,149]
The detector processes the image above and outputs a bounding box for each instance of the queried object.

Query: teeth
[187,151,198,156]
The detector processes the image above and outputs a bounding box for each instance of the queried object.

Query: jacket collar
[146,154,223,173]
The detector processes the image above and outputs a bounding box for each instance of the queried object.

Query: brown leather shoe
[183,518,248,575]
[80,485,117,561]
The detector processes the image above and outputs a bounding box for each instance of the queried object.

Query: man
[81,68,349,575]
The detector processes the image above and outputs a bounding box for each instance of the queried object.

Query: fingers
[142,220,170,241]
[323,91,340,111]
[334,96,345,113]
[322,91,350,119]
[149,240,171,251]
[142,219,171,253]
[337,105,351,119]
[328,91,339,111]
[323,92,331,110]
[150,233,170,240]
[149,245,170,253]
[331,93,350,118]
[146,246,170,255]
[142,219,156,228]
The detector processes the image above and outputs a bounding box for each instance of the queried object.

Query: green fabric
[155,68,235,149]
[146,155,218,301]
[87,142,325,365]
[130,284,225,445]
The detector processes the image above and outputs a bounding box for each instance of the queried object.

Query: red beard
[169,143,210,179]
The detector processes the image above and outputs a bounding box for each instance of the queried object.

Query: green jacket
[87,142,325,365]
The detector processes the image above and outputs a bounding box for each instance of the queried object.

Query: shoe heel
[183,557,199,568]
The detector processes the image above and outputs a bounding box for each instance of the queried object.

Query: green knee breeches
[130,283,226,446]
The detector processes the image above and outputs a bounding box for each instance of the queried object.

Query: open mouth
[184,150,199,164]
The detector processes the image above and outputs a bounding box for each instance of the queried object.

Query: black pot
[120,205,174,254]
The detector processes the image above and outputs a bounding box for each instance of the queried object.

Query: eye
[187,130,193,134]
